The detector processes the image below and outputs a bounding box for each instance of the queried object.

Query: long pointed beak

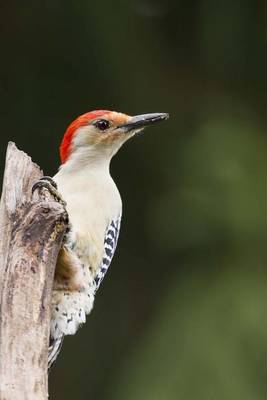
[118,112,169,132]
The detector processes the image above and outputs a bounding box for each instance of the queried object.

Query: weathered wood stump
[0,142,68,400]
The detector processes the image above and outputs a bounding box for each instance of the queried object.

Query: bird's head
[60,110,169,166]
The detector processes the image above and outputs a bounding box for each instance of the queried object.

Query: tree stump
[0,142,68,400]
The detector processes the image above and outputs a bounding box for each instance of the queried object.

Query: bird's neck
[58,147,112,177]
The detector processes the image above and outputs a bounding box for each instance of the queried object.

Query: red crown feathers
[60,110,109,163]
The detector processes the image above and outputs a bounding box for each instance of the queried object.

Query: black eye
[94,119,110,131]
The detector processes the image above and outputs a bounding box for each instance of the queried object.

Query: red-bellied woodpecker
[33,110,169,368]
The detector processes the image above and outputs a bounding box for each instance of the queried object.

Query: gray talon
[41,176,58,189]
[32,178,66,207]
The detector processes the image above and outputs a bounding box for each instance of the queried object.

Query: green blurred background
[1,1,267,399]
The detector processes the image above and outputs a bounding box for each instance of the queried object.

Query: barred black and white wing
[94,215,121,291]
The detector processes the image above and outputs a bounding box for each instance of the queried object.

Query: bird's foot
[32,176,67,207]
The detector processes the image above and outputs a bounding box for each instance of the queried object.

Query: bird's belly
[54,172,122,273]
[70,228,104,275]
[64,199,120,275]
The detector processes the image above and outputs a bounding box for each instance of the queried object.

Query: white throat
[58,146,113,176]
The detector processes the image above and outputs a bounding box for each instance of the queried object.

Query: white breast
[53,166,122,273]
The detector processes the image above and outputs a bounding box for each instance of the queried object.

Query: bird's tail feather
[48,336,64,370]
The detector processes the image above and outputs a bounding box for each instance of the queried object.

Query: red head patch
[60,110,110,163]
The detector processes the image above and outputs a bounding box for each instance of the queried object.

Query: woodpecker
[33,110,169,368]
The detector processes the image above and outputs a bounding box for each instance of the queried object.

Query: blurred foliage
[1,1,267,399]
[110,269,267,400]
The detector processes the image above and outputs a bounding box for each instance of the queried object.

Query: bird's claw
[40,176,58,189]
[32,177,67,207]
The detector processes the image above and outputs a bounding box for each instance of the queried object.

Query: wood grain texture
[0,142,68,400]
